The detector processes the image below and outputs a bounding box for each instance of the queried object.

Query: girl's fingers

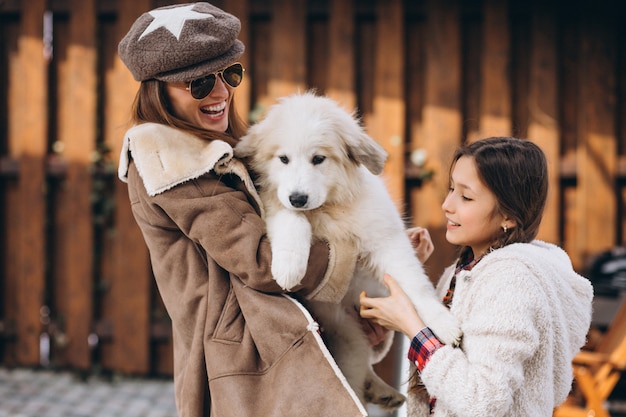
[407,227,423,246]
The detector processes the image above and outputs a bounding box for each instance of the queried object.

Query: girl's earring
[503,225,508,233]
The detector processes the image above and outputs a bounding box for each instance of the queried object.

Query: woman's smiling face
[441,155,506,257]
[165,71,233,133]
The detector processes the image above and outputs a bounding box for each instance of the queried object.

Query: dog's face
[235,92,388,211]
[255,133,346,211]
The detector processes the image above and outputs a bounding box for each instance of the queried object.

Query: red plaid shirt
[407,327,443,414]
[407,327,443,370]
[407,251,485,414]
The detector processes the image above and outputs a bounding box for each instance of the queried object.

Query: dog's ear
[334,105,388,175]
[234,134,256,159]
[346,131,388,175]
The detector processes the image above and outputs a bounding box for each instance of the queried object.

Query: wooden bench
[554,298,626,417]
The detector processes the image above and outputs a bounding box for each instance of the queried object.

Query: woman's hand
[407,227,434,263]
[360,274,426,339]
[346,305,391,346]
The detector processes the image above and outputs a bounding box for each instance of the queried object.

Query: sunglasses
[185,63,245,100]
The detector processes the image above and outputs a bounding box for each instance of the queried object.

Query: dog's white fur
[235,91,461,409]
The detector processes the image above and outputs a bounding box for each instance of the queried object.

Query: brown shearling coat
[119,123,367,417]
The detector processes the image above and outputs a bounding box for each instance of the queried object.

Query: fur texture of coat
[407,240,593,417]
[118,123,366,417]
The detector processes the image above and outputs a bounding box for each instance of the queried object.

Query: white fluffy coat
[408,241,593,417]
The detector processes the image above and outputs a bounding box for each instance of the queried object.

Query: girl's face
[165,72,232,133]
[442,155,506,257]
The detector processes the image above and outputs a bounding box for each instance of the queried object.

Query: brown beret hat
[118,2,244,82]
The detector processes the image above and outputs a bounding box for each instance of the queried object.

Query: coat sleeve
[420,260,541,417]
[146,171,336,295]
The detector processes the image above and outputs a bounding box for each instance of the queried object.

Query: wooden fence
[0,0,624,378]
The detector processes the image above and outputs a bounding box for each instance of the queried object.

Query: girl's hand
[360,274,426,339]
[407,227,434,263]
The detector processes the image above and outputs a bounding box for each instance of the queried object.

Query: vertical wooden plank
[4,0,47,366]
[369,0,405,205]
[461,5,482,144]
[1,14,15,362]
[0,15,11,359]
[52,0,96,369]
[307,13,329,93]
[528,1,560,243]
[247,13,271,119]
[477,0,511,138]
[405,8,456,282]
[559,11,579,262]
[575,3,617,264]
[619,7,626,245]
[509,4,530,140]
[413,0,463,279]
[326,0,356,110]
[366,0,406,390]
[405,6,425,246]
[355,7,376,119]
[224,0,251,121]
[267,0,306,101]
[99,0,152,374]
[406,10,425,161]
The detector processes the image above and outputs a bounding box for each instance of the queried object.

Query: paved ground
[0,367,396,417]
[1,366,624,417]
[0,368,178,417]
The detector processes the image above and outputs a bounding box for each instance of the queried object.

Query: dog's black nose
[289,193,308,208]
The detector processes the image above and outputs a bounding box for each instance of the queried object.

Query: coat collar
[118,123,262,213]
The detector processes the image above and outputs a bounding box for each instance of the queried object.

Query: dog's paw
[427,312,463,346]
[364,374,406,410]
[267,210,312,291]
[271,250,309,291]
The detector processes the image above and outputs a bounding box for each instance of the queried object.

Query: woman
[360,137,594,416]
[117,3,364,416]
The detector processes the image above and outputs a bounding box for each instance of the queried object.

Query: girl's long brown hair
[450,137,548,262]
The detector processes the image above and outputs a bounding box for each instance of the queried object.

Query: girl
[360,137,594,416]
[117,3,363,416]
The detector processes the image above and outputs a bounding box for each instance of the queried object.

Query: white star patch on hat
[139,5,214,41]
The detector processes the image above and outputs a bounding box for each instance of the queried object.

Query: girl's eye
[279,155,289,164]
[312,155,326,165]
[449,186,472,201]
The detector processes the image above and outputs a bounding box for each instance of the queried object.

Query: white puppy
[235,91,461,409]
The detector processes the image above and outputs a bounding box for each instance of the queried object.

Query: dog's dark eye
[279,155,289,164]
[312,155,326,165]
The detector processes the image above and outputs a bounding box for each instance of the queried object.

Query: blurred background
[0,0,625,416]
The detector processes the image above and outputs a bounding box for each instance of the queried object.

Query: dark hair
[450,137,548,255]
[130,79,248,146]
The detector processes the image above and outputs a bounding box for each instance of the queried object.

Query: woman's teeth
[200,102,226,115]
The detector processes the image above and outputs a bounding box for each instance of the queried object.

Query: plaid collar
[444,251,488,308]
[454,250,487,274]
[455,254,485,274]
